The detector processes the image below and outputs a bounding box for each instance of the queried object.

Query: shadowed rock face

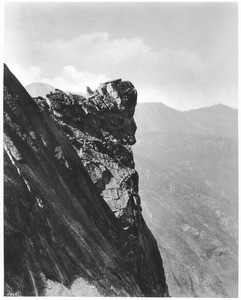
[4,64,168,297]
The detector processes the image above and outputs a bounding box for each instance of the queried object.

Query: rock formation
[4,64,169,297]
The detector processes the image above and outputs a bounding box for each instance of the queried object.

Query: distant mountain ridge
[25,82,86,98]
[25,82,56,98]
[183,104,238,138]
[135,102,237,139]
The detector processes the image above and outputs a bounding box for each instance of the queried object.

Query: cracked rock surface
[4,64,168,297]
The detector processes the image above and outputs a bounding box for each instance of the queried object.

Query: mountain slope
[4,65,168,297]
[135,102,238,138]
[135,102,197,135]
[183,104,238,138]
[133,102,238,297]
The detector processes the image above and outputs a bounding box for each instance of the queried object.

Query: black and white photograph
[3,1,238,297]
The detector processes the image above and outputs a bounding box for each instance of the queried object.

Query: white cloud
[137,86,167,103]
[35,31,209,92]
[36,31,205,75]
[43,65,110,93]
[9,64,42,86]
[36,32,154,73]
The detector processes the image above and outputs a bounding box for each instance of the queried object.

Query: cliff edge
[4,64,169,297]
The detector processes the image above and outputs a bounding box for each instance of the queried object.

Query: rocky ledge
[4,64,169,297]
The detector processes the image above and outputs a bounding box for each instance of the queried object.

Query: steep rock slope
[4,65,168,297]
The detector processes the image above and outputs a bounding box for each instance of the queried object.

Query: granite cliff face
[4,64,168,297]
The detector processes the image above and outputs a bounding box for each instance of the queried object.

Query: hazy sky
[5,2,238,110]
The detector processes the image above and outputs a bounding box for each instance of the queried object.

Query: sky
[4,2,238,110]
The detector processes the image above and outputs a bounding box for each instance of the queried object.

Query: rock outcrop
[4,64,168,297]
